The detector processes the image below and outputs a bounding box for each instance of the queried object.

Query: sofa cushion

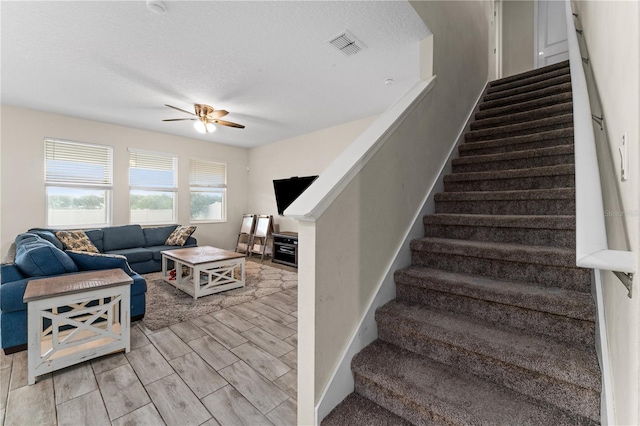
[105,248,153,264]
[165,225,197,246]
[66,251,135,275]
[1,264,24,284]
[144,225,179,247]
[26,229,64,250]
[145,244,197,261]
[0,277,30,313]
[102,225,146,251]
[14,234,78,277]
[84,229,104,252]
[55,230,99,253]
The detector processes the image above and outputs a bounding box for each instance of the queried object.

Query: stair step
[452,144,574,173]
[460,128,574,156]
[423,213,575,248]
[322,392,412,426]
[395,266,594,345]
[376,301,600,420]
[352,341,595,425]
[483,74,571,102]
[434,188,575,215]
[487,67,571,96]
[489,60,569,88]
[465,113,573,143]
[410,237,591,291]
[471,102,573,131]
[444,164,574,192]
[480,82,572,111]
[476,91,573,120]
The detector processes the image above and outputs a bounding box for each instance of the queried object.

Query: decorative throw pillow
[55,230,100,253]
[165,225,197,246]
[66,250,135,275]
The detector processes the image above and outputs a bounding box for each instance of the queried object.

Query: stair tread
[353,341,588,425]
[453,144,574,165]
[476,92,573,120]
[490,61,569,87]
[377,300,599,390]
[410,237,578,267]
[483,74,571,102]
[480,82,572,112]
[395,265,594,321]
[460,127,573,152]
[466,113,573,141]
[434,188,575,201]
[471,102,573,130]
[487,67,571,95]
[423,213,575,229]
[322,393,412,426]
[445,164,574,182]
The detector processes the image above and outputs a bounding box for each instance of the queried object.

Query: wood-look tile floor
[0,287,298,426]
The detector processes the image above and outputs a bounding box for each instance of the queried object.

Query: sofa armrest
[1,264,24,284]
[66,251,136,276]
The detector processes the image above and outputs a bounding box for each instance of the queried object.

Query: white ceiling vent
[328,30,366,56]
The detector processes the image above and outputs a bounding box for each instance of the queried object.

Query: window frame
[128,148,179,225]
[189,158,227,224]
[44,138,113,229]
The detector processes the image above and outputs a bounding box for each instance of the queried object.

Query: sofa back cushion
[14,234,78,277]
[26,229,64,250]
[84,229,104,252]
[102,225,146,251]
[143,225,180,247]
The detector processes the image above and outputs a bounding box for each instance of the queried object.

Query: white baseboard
[592,270,615,425]
[315,83,487,423]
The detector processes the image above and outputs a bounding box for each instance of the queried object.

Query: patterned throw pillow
[165,225,197,246]
[55,230,100,253]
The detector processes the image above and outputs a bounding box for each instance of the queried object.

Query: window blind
[45,139,113,187]
[190,159,227,188]
[129,149,178,190]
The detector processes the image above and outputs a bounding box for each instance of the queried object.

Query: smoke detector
[328,30,366,56]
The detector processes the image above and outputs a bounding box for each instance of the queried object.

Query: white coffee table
[161,246,246,299]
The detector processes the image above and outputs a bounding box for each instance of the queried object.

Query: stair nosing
[423,213,575,229]
[453,144,574,165]
[434,188,575,201]
[445,164,575,182]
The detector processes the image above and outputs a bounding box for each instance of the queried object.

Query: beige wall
[246,116,376,233]
[574,1,640,424]
[0,106,249,255]
[502,0,535,77]
[296,1,491,422]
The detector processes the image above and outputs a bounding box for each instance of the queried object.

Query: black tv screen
[273,175,319,215]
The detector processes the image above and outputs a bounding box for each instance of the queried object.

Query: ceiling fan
[163,104,245,133]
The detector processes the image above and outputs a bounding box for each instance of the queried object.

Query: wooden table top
[161,246,245,265]
[23,269,133,302]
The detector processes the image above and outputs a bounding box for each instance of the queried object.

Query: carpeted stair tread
[476,91,573,120]
[376,300,600,391]
[465,114,573,142]
[444,164,575,192]
[470,102,573,131]
[434,189,575,215]
[459,128,574,156]
[489,60,569,88]
[352,341,590,426]
[410,237,577,268]
[446,163,574,181]
[322,392,413,426]
[452,144,574,172]
[395,265,594,323]
[487,67,570,95]
[423,213,575,230]
[483,74,571,102]
[434,188,575,202]
[480,82,572,111]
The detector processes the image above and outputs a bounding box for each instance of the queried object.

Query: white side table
[23,269,133,385]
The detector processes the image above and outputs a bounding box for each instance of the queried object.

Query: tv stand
[272,232,298,268]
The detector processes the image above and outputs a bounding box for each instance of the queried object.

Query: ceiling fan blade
[208,109,229,119]
[162,118,196,122]
[165,104,196,116]
[212,119,245,129]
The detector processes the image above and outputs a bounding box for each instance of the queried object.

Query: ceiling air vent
[328,30,366,56]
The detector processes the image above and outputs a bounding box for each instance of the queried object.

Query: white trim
[592,269,616,426]
[315,84,487,423]
[285,77,437,221]
[533,0,540,69]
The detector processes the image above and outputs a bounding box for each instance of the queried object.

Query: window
[129,149,178,224]
[45,138,113,228]
[190,159,226,222]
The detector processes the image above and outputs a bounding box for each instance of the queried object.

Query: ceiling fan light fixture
[194,120,216,133]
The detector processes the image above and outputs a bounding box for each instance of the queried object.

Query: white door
[535,0,569,68]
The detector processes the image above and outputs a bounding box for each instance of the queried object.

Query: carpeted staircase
[323,60,601,425]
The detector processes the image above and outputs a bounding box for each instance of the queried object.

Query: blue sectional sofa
[1,224,197,353]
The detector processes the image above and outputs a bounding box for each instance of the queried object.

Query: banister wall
[287,2,493,423]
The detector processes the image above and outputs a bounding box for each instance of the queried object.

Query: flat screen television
[273,175,319,215]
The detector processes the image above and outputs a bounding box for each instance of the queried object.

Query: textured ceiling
[1,1,430,148]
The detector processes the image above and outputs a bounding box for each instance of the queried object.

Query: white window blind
[45,139,113,187]
[129,149,178,190]
[190,159,226,188]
